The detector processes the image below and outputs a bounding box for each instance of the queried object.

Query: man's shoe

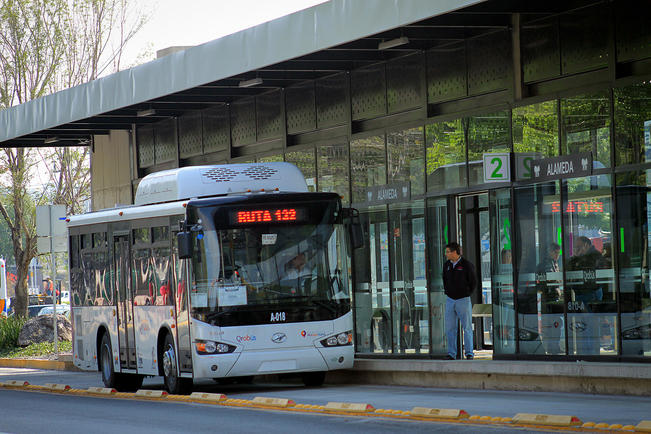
[444,355,455,360]
[465,354,474,360]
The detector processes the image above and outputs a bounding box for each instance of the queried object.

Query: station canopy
[0,0,562,148]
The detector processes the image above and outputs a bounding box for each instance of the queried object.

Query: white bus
[69,163,361,393]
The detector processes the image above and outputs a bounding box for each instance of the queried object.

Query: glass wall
[351,135,386,203]
[285,149,317,192]
[615,171,651,357]
[389,200,427,354]
[468,111,510,186]
[317,142,349,204]
[561,92,611,168]
[514,181,565,355]
[614,83,651,166]
[353,207,391,354]
[426,197,448,355]
[562,175,616,355]
[426,119,466,191]
[512,101,559,181]
[491,189,515,354]
[289,80,651,360]
[388,127,425,196]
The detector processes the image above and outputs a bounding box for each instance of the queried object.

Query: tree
[0,0,148,317]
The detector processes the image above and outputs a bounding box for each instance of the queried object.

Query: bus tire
[100,333,118,389]
[100,333,144,392]
[161,333,192,395]
[302,371,326,387]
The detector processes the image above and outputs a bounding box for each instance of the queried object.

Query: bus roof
[134,162,308,206]
[67,200,186,227]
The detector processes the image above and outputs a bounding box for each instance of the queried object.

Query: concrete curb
[327,359,651,396]
[0,357,78,371]
[0,381,648,432]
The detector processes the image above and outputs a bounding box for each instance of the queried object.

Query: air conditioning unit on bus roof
[134,162,308,206]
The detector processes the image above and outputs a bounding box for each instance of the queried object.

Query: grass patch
[0,341,72,358]
[0,316,27,350]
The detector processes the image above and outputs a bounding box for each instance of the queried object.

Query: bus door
[173,250,193,374]
[114,234,137,369]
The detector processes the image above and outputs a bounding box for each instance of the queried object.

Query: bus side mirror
[344,208,364,250]
[177,232,193,259]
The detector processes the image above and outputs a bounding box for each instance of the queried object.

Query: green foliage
[0,340,72,358]
[0,316,27,350]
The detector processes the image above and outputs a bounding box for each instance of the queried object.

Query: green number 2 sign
[483,153,511,183]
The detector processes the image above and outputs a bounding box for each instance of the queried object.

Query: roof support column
[511,12,524,102]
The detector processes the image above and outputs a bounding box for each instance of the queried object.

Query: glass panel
[491,189,516,354]
[94,252,110,305]
[350,135,386,203]
[285,149,317,192]
[153,247,171,305]
[258,154,283,163]
[615,171,651,357]
[133,228,150,245]
[387,127,425,196]
[614,82,651,166]
[133,248,154,306]
[353,208,391,354]
[189,200,351,326]
[81,251,93,306]
[563,175,616,355]
[561,92,611,168]
[389,200,427,354]
[514,181,565,355]
[152,226,169,243]
[317,143,350,204]
[512,100,559,181]
[93,232,106,248]
[426,119,466,191]
[81,234,91,250]
[468,110,511,186]
[426,197,449,355]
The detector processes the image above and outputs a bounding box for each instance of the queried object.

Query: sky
[29,0,326,189]
[122,0,327,65]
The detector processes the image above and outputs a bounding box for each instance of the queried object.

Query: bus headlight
[195,339,236,354]
[321,331,353,347]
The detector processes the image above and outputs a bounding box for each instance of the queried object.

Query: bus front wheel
[161,333,193,395]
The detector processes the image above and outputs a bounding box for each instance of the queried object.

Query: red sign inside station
[550,201,604,213]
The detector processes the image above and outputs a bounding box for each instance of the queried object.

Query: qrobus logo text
[236,335,257,343]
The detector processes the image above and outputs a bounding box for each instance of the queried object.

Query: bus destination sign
[231,208,306,224]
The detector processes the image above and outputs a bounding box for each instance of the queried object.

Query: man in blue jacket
[443,242,477,360]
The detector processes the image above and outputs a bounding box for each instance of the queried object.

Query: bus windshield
[190,202,351,326]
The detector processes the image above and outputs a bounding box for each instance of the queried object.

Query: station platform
[328,356,651,396]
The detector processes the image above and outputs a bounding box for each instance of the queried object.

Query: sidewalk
[0,354,78,371]
[2,353,650,396]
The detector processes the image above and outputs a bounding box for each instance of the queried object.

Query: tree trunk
[12,255,31,318]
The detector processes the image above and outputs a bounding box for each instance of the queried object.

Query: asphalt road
[0,367,649,430]
[0,388,543,434]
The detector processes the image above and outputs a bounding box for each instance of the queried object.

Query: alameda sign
[531,152,592,182]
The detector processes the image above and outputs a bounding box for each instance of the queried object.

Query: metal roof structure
[0,0,556,148]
